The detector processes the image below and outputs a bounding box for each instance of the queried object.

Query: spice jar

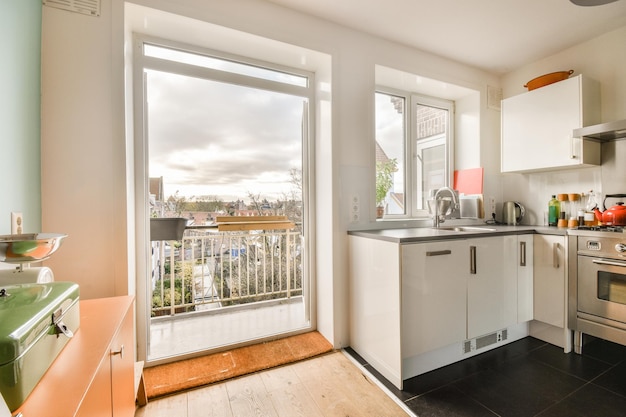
[557,194,569,221]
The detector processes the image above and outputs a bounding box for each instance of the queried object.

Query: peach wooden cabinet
[15,296,135,417]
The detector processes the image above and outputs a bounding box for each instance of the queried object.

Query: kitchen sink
[433,226,497,233]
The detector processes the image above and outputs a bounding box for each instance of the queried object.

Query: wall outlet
[11,212,23,234]
[488,197,496,217]
[350,195,360,223]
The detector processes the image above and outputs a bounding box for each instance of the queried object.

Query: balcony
[147,217,309,361]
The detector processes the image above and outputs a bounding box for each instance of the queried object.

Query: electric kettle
[502,201,525,225]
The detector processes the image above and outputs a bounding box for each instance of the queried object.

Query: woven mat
[143,331,333,398]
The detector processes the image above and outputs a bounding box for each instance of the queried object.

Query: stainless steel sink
[433,226,497,233]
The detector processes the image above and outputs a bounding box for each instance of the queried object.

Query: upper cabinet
[501,75,601,173]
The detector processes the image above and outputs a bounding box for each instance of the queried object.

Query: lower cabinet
[516,235,534,323]
[534,234,566,327]
[349,233,533,389]
[349,236,402,388]
[16,296,136,417]
[77,298,135,417]
[531,234,571,351]
[402,240,467,357]
[110,308,136,416]
[77,356,113,417]
[467,236,518,339]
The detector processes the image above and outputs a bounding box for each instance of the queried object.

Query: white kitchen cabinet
[401,240,468,357]
[348,236,402,389]
[349,233,534,389]
[501,75,600,173]
[516,235,534,323]
[533,235,566,327]
[531,234,571,351]
[467,236,518,338]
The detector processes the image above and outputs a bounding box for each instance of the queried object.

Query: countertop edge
[348,225,567,243]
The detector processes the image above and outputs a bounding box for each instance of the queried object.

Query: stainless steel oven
[569,228,626,353]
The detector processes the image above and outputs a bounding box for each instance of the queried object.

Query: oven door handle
[592,259,626,268]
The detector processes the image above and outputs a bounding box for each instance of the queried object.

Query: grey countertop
[348,224,568,243]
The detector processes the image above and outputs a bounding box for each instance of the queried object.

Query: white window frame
[376,88,454,220]
[411,94,454,219]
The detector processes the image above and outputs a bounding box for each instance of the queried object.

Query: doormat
[143,331,333,399]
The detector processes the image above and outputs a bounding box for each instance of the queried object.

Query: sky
[375,92,405,192]
[144,46,409,207]
[147,69,304,203]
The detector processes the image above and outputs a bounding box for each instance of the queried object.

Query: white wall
[42,0,503,348]
[41,0,127,298]
[500,26,626,224]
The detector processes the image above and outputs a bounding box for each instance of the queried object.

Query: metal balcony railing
[150,226,303,317]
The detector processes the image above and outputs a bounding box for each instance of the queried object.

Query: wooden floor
[135,351,412,417]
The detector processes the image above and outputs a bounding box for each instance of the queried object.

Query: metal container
[0,282,80,411]
[150,218,188,241]
[502,201,525,225]
[459,197,481,219]
[0,233,67,264]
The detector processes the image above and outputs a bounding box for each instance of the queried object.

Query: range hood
[573,119,626,141]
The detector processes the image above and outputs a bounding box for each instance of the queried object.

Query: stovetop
[574,225,624,233]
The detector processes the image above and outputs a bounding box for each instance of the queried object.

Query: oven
[569,228,626,353]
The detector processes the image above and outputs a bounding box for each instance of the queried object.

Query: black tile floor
[345,336,626,417]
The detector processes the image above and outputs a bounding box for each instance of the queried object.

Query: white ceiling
[264,0,626,75]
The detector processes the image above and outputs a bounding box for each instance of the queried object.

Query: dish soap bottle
[548,195,560,227]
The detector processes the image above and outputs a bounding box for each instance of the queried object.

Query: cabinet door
[533,235,566,327]
[402,240,467,356]
[501,75,599,173]
[349,236,402,389]
[111,303,135,417]
[76,357,113,417]
[467,237,517,339]
[517,235,534,323]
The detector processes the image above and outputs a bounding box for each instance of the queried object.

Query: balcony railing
[150,225,303,318]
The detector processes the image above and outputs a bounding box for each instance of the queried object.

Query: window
[375,90,453,219]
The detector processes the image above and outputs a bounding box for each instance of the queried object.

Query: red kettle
[593,194,626,226]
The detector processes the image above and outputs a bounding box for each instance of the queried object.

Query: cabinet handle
[111,344,125,359]
[470,246,476,274]
[570,136,577,159]
[426,250,452,256]
[553,242,560,268]
[520,241,526,267]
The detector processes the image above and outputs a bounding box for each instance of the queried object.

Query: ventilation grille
[462,329,509,354]
[43,0,100,17]
[476,332,498,350]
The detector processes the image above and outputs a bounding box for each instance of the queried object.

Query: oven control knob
[616,243,626,253]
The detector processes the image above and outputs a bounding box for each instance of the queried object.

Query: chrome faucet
[433,187,459,227]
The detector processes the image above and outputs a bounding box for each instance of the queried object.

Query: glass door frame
[131,34,316,365]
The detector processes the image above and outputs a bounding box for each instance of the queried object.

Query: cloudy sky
[375,92,405,192]
[147,69,304,203]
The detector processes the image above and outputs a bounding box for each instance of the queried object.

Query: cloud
[147,70,304,201]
